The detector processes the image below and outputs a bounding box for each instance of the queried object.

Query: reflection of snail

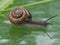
[9,7,57,26]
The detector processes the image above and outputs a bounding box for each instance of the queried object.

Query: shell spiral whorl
[9,7,32,24]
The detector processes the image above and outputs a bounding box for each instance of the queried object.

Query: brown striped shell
[9,7,32,24]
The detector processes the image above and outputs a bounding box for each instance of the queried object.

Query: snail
[9,7,57,26]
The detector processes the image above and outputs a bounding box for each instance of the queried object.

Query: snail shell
[9,7,32,24]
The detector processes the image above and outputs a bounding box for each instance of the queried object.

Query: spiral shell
[9,7,32,24]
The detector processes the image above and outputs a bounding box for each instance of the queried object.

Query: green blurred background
[0,0,60,45]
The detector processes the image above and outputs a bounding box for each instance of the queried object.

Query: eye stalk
[46,15,57,21]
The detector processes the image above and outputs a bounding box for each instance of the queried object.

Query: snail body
[9,7,57,26]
